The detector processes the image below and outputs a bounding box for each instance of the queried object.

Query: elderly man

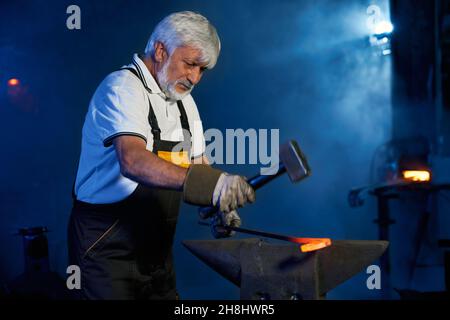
[68,11,255,300]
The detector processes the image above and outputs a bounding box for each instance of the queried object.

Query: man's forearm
[114,136,188,191]
[125,149,188,190]
[113,135,226,206]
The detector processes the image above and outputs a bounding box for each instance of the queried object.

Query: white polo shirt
[74,54,206,204]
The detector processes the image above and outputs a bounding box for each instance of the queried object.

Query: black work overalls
[68,66,192,300]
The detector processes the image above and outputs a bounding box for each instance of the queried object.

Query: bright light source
[373,21,393,35]
[402,170,431,182]
[366,5,393,56]
[8,78,20,87]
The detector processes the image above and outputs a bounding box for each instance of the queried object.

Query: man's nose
[187,67,202,85]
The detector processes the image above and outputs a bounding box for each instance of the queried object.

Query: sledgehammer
[198,140,311,219]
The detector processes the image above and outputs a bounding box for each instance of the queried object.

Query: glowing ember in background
[7,78,20,87]
[402,170,431,182]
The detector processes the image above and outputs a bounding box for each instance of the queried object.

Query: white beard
[157,57,194,101]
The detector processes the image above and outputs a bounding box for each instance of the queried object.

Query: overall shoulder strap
[120,66,161,141]
[176,100,192,143]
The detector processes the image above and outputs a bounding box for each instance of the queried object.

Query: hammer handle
[198,163,286,219]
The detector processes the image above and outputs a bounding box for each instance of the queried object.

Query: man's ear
[154,42,168,63]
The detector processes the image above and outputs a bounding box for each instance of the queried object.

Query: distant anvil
[183,238,388,300]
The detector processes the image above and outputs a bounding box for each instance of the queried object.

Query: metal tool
[199,140,311,219]
[198,221,331,252]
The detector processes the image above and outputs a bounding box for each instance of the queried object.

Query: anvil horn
[182,238,388,299]
[182,238,242,286]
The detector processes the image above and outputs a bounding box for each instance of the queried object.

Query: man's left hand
[210,210,241,238]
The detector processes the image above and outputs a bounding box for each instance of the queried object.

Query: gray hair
[145,11,221,69]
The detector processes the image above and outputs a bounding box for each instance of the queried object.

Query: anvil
[183,238,388,300]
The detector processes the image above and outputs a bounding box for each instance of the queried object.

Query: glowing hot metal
[199,222,332,252]
[291,237,332,252]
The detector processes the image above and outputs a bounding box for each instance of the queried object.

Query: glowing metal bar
[199,221,332,252]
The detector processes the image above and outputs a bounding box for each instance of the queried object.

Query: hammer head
[280,140,311,183]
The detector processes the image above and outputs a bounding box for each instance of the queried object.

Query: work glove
[183,164,224,206]
[212,173,256,213]
[183,165,255,212]
[210,210,242,238]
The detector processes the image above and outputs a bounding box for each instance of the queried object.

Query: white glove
[211,210,241,238]
[212,173,255,213]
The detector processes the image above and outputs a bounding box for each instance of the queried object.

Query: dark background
[0,0,449,299]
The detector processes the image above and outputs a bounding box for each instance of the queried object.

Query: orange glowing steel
[8,78,20,86]
[402,170,431,182]
[301,242,329,252]
[290,237,332,252]
[205,223,334,254]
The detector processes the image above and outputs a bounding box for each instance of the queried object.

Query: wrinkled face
[157,46,209,100]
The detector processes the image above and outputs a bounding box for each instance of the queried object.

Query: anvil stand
[6,227,69,299]
[350,181,450,299]
[183,238,388,300]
